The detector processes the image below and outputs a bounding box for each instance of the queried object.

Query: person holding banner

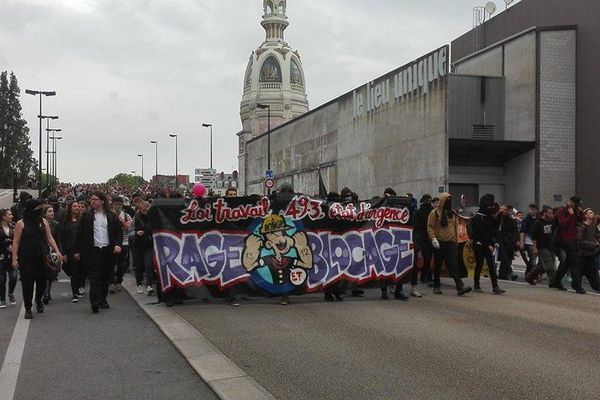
[427,193,472,296]
[470,194,505,294]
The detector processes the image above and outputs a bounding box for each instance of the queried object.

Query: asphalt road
[175,279,600,400]
[0,275,218,400]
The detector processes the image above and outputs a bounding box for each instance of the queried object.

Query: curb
[122,277,277,400]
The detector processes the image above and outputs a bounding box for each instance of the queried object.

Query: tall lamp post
[39,115,58,188]
[25,89,56,195]
[256,104,271,173]
[50,136,62,187]
[201,123,213,170]
[150,140,158,183]
[169,134,178,187]
[137,154,144,181]
[46,128,61,189]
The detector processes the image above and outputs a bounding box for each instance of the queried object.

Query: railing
[291,83,304,92]
[260,82,282,90]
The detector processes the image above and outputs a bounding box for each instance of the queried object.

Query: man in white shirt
[75,191,122,314]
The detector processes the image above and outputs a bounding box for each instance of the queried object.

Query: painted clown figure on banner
[149,194,415,298]
[242,214,313,294]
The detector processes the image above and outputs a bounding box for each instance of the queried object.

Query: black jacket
[470,211,498,248]
[416,203,433,243]
[0,225,14,260]
[75,209,122,255]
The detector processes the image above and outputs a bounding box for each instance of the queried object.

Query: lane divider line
[0,305,30,400]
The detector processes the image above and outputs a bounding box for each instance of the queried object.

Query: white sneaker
[0,301,6,309]
[410,289,423,298]
[136,285,144,294]
[146,285,154,295]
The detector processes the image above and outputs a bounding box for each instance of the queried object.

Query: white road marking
[0,305,30,400]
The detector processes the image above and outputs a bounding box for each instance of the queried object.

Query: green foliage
[0,71,36,187]
[107,173,145,188]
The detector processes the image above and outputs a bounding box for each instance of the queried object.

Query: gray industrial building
[240,0,597,210]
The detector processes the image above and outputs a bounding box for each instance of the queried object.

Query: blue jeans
[0,259,18,301]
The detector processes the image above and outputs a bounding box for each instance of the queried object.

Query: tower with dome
[237,0,309,193]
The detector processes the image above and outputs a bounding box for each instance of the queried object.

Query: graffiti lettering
[328,202,410,228]
[180,200,213,224]
[213,197,271,224]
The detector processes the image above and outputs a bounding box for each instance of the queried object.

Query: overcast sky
[0,0,515,183]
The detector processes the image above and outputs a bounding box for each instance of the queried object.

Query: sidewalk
[1,276,218,400]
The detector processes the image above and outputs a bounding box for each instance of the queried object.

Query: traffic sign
[265,169,273,178]
[264,178,275,189]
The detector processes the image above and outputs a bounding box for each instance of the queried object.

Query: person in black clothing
[74,191,122,313]
[340,187,365,298]
[527,206,557,286]
[60,201,84,302]
[470,194,505,294]
[41,204,61,305]
[11,199,63,319]
[10,191,32,222]
[133,201,155,296]
[416,194,434,284]
[497,205,519,281]
[324,191,345,302]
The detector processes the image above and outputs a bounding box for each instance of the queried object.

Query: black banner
[149,194,415,297]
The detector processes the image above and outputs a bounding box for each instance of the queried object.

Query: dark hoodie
[470,208,498,248]
[427,193,457,242]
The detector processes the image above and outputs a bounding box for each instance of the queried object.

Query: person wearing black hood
[340,187,365,298]
[10,191,33,222]
[427,193,472,295]
[11,199,63,319]
[417,194,434,284]
[470,194,505,294]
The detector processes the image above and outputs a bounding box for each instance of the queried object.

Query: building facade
[237,0,309,193]
[239,0,591,210]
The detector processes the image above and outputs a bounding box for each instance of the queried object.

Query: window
[260,56,282,82]
[290,58,303,85]
[265,0,273,14]
[278,1,285,14]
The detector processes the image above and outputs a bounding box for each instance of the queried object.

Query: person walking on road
[470,194,505,294]
[427,193,472,296]
[0,209,17,309]
[417,194,434,284]
[110,196,132,294]
[60,201,84,303]
[41,204,61,305]
[527,206,557,287]
[11,199,63,319]
[133,201,155,296]
[74,191,122,313]
[519,204,539,275]
[576,208,600,293]
[552,197,585,294]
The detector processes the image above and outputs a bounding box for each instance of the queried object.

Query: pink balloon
[192,183,206,198]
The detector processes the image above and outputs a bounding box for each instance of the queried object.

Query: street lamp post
[39,115,58,188]
[25,89,56,196]
[201,123,213,170]
[256,104,271,172]
[169,134,178,187]
[256,104,272,194]
[46,128,61,190]
[50,136,62,186]
[137,154,144,181]
[150,140,158,183]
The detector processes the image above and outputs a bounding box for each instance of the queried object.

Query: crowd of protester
[1,181,599,318]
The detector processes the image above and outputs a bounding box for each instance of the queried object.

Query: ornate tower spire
[237,0,309,194]
[261,0,289,42]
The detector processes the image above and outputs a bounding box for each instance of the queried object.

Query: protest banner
[148,194,415,297]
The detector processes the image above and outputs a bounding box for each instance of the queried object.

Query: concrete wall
[454,31,536,142]
[538,30,576,207]
[504,149,535,210]
[244,48,449,198]
[451,0,600,210]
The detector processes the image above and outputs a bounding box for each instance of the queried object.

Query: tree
[0,71,36,188]
[107,173,145,188]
